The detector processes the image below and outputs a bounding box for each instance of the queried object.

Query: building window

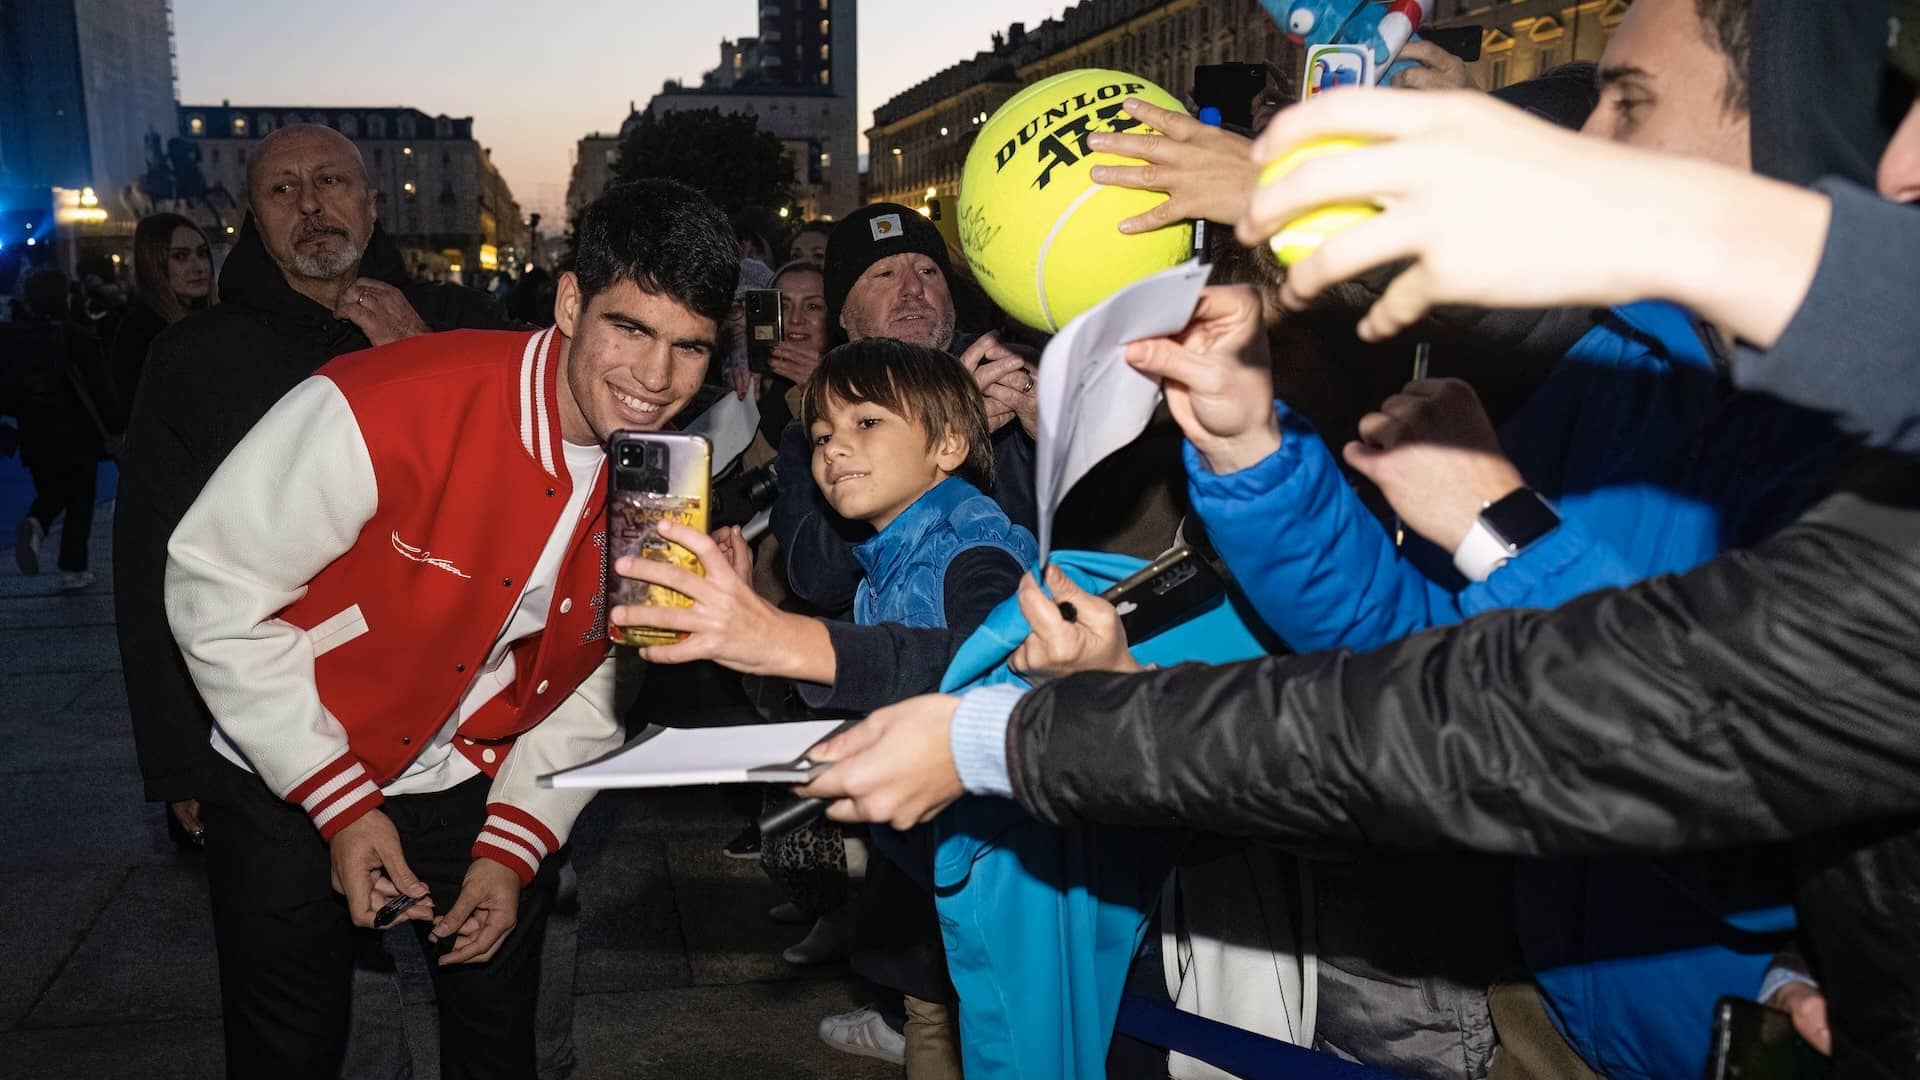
[188,115,205,136]
[231,115,248,136]
[398,116,416,139]
[819,18,829,34]
[1488,57,1509,88]
[367,114,386,137]
[374,147,384,165]
[820,152,831,167]
[435,117,452,138]
[258,113,275,135]
[818,69,829,85]
[819,43,829,60]
[210,148,221,164]
[339,114,358,137]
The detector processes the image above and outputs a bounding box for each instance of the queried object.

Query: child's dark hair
[800,338,996,488]
[573,179,739,323]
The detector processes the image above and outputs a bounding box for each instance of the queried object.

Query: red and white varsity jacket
[165,327,622,884]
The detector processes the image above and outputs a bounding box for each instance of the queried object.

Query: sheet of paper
[538,719,844,790]
[684,390,762,476]
[1034,259,1212,560]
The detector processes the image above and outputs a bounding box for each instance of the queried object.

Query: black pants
[25,459,96,571]
[200,762,555,1080]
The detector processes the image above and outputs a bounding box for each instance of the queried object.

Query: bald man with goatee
[116,123,513,1077]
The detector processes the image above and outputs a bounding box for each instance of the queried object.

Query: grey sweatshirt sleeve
[1733,179,1920,453]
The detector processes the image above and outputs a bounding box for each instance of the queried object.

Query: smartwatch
[1452,488,1561,582]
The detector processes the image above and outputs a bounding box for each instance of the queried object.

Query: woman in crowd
[109,213,215,422]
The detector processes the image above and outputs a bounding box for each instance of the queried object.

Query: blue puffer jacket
[1192,301,1851,1080]
[852,475,1036,628]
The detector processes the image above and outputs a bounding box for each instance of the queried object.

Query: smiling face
[1582,0,1751,170]
[775,266,829,351]
[553,272,717,447]
[248,124,376,284]
[165,224,213,303]
[837,252,956,348]
[808,393,967,531]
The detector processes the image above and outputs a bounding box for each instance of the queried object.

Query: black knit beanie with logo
[824,202,955,330]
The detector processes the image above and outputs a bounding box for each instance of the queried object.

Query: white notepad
[537,720,847,790]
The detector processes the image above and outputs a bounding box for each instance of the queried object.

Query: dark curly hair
[573,179,739,323]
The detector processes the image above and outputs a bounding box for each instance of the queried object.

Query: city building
[1440,0,1629,91]
[866,0,1629,210]
[568,0,860,223]
[0,0,177,267]
[176,104,530,282]
[566,129,624,225]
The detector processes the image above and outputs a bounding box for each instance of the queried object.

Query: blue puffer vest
[851,476,1037,629]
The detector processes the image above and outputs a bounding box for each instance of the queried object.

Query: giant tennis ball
[1259,137,1380,266]
[959,69,1194,333]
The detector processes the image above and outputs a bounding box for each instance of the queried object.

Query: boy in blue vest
[612,336,1035,1072]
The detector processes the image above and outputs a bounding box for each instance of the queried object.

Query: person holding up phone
[159,180,738,1079]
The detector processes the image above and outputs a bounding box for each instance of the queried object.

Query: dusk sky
[174,0,1064,225]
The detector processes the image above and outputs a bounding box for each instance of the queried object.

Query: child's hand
[708,525,754,580]
[612,519,829,679]
[797,695,965,830]
[1010,565,1140,681]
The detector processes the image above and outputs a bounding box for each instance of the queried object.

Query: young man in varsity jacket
[162,179,739,1080]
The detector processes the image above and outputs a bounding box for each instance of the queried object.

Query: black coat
[2,318,115,468]
[107,301,169,431]
[116,216,510,804]
[1003,452,1920,1078]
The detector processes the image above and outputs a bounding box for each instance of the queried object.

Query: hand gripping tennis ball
[959,69,1195,333]
[1259,137,1380,266]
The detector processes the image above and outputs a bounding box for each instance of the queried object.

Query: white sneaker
[816,1004,905,1065]
[781,911,848,966]
[15,518,44,575]
[58,570,94,592]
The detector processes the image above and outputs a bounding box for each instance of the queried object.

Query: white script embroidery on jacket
[390,532,472,579]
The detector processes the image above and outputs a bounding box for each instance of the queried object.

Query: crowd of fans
[5,0,1918,1077]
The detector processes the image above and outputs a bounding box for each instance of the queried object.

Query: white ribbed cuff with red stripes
[471,803,560,886]
[287,753,385,840]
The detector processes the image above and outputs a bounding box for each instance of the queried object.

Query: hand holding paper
[1122,284,1282,476]
[1032,259,1212,560]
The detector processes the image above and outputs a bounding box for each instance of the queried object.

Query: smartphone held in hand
[744,288,783,376]
[607,431,712,647]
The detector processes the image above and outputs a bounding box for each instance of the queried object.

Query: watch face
[1482,489,1561,551]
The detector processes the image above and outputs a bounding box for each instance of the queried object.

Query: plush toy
[1261,0,1436,84]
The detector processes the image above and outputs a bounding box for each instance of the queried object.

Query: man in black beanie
[822,203,961,349]
[772,203,1039,614]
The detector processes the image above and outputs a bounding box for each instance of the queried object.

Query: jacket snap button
[546,487,556,497]
[456,664,466,673]
[481,748,497,764]
[502,578,513,588]
[401,736,411,745]
[536,680,550,694]
[559,598,573,614]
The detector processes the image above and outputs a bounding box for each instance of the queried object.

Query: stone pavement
[0,501,897,1079]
